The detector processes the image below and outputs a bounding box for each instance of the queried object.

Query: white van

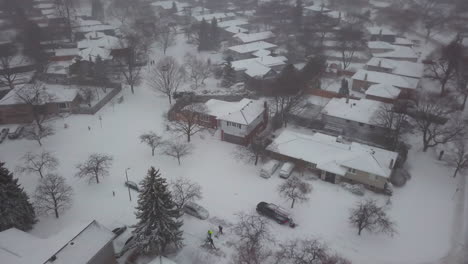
[260,160,280,178]
[279,162,295,179]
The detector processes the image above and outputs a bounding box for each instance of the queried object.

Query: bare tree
[169,103,207,142]
[15,82,55,131]
[412,93,465,151]
[170,176,203,210]
[147,56,185,105]
[336,26,364,71]
[163,140,193,165]
[75,154,113,184]
[232,212,274,264]
[23,123,55,146]
[274,238,350,264]
[16,151,59,178]
[278,176,312,208]
[157,25,176,55]
[409,0,452,42]
[54,0,76,40]
[79,88,95,107]
[372,103,408,149]
[139,131,163,156]
[349,199,396,236]
[427,41,463,96]
[234,137,269,166]
[115,31,147,94]
[0,51,20,89]
[34,173,72,218]
[184,53,211,90]
[447,139,468,178]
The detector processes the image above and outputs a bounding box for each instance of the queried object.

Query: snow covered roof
[228,41,277,54]
[0,83,78,105]
[84,31,106,40]
[321,97,388,126]
[46,60,72,75]
[41,9,56,15]
[44,221,115,264]
[52,48,80,57]
[79,46,111,61]
[34,3,54,9]
[268,129,398,178]
[365,83,401,99]
[304,5,331,12]
[366,58,423,79]
[224,26,248,34]
[368,41,394,50]
[252,49,271,57]
[326,10,343,19]
[234,31,275,43]
[217,19,248,28]
[0,228,54,264]
[194,12,236,22]
[150,1,189,9]
[204,98,265,125]
[394,37,413,46]
[352,69,419,90]
[373,45,419,60]
[232,56,286,77]
[367,26,396,36]
[78,35,119,50]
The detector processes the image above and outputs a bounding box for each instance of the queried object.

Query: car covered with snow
[260,159,280,178]
[183,201,209,220]
[256,202,296,227]
[125,181,139,191]
[279,162,294,179]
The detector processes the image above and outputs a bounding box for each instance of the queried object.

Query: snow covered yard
[0,78,461,264]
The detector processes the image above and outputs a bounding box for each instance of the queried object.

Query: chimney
[379,29,382,36]
[378,60,381,67]
[339,12,341,19]
[346,95,349,104]
[364,73,368,81]
[389,159,394,169]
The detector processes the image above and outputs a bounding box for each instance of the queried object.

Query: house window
[227,121,242,129]
[200,114,210,122]
[58,103,68,109]
[348,168,356,174]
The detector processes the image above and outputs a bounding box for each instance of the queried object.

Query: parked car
[8,125,24,139]
[260,160,280,178]
[0,128,9,143]
[279,162,295,179]
[183,201,209,220]
[124,181,139,191]
[112,226,127,237]
[256,202,296,228]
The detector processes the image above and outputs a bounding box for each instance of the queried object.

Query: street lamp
[125,168,131,201]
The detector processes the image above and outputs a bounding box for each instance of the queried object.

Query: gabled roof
[252,49,271,57]
[224,26,249,34]
[217,19,248,28]
[193,12,236,22]
[204,98,265,125]
[232,56,286,77]
[228,41,277,54]
[368,41,395,50]
[365,83,401,99]
[234,31,275,43]
[367,26,396,36]
[352,69,419,90]
[366,58,424,79]
[321,97,388,126]
[268,130,398,178]
[304,5,331,12]
[373,45,419,60]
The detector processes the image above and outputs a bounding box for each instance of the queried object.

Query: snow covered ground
[0,29,465,264]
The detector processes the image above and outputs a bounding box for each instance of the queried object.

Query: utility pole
[125,167,131,201]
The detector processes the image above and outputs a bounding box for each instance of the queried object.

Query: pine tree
[132,167,183,255]
[221,56,236,88]
[171,2,178,14]
[198,19,210,51]
[339,78,349,96]
[91,0,104,21]
[0,162,36,232]
[210,17,220,50]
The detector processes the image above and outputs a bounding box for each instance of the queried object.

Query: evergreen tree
[94,55,107,84]
[197,19,210,51]
[292,0,303,30]
[275,64,299,94]
[339,78,349,96]
[0,162,36,232]
[221,56,236,88]
[132,167,183,254]
[171,2,178,14]
[300,56,325,87]
[210,17,220,50]
[91,0,104,21]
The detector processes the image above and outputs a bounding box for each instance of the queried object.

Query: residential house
[231,55,287,81]
[193,12,236,22]
[304,4,331,15]
[365,57,424,79]
[372,45,419,62]
[267,129,398,192]
[367,27,397,43]
[182,98,268,145]
[227,41,277,60]
[0,220,116,264]
[367,41,395,53]
[321,97,391,134]
[393,37,414,47]
[351,69,419,96]
[365,83,401,103]
[0,83,80,125]
[232,31,275,44]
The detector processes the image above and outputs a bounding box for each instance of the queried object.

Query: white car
[260,160,280,179]
[279,162,295,179]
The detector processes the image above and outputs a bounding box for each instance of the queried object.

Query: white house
[0,220,116,264]
[365,57,424,79]
[365,83,401,103]
[227,41,277,59]
[233,31,275,44]
[267,129,398,191]
[231,55,288,79]
[351,69,419,93]
[372,45,419,62]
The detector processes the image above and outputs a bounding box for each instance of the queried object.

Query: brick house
[367,27,397,43]
[0,84,80,125]
[181,98,269,145]
[365,83,401,104]
[351,69,419,97]
[267,129,398,193]
[365,57,424,79]
[227,41,277,60]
